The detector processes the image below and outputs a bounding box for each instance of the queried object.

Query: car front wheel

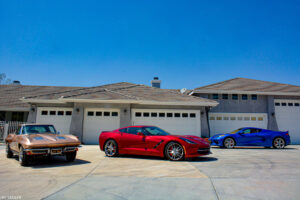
[19,146,28,166]
[165,142,185,161]
[223,138,235,149]
[6,143,13,158]
[273,137,285,149]
[66,151,77,162]
[104,140,118,157]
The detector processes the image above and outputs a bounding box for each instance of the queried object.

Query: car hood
[171,135,210,145]
[210,133,232,140]
[23,133,80,147]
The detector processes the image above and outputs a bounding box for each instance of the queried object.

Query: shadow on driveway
[211,146,297,150]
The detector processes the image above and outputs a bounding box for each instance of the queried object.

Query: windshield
[23,125,57,135]
[230,128,242,134]
[144,126,170,136]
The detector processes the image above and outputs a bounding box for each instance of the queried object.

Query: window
[232,94,238,100]
[288,103,293,106]
[281,103,287,106]
[112,112,118,117]
[57,111,64,116]
[66,111,72,116]
[182,113,188,118]
[237,117,243,120]
[212,94,219,99]
[50,111,56,115]
[295,103,300,107]
[190,113,196,118]
[12,112,25,122]
[151,112,157,117]
[251,94,257,100]
[174,113,180,118]
[96,112,102,116]
[216,117,222,120]
[258,117,263,121]
[224,116,229,120]
[242,94,248,100]
[135,112,142,117]
[167,113,173,118]
[222,94,228,100]
[159,113,165,117]
[230,117,236,120]
[119,128,127,133]
[244,117,250,121]
[275,103,280,106]
[251,117,256,121]
[209,116,215,120]
[127,127,145,135]
[251,128,261,133]
[104,112,110,116]
[16,126,21,135]
[87,111,94,116]
[41,111,48,115]
[143,112,150,117]
[243,129,251,134]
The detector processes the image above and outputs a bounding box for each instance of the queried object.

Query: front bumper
[24,146,79,156]
[185,146,211,158]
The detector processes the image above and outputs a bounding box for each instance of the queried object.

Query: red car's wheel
[165,142,184,161]
[104,139,118,157]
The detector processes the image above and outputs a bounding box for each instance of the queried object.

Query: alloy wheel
[273,138,285,149]
[224,138,235,148]
[167,143,184,161]
[104,140,117,156]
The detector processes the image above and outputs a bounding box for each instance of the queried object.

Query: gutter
[193,89,300,96]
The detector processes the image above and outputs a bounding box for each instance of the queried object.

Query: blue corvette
[209,127,291,149]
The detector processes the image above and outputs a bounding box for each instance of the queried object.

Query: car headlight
[179,137,197,144]
[218,135,225,138]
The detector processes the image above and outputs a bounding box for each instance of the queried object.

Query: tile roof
[194,78,300,96]
[0,82,217,110]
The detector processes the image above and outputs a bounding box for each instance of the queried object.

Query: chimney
[151,77,161,88]
[12,80,21,85]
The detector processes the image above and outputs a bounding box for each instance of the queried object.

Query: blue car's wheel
[223,138,235,149]
[273,137,285,149]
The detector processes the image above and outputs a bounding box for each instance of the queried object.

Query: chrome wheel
[273,137,285,149]
[166,142,184,161]
[19,148,24,162]
[224,138,235,148]
[104,140,118,157]
[18,146,28,166]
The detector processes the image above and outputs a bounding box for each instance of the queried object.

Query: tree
[0,73,12,85]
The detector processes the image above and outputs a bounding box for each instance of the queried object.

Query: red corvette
[99,126,211,161]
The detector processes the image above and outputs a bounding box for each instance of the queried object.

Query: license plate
[51,149,62,154]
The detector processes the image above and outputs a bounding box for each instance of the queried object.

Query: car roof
[21,123,55,126]
[118,125,155,129]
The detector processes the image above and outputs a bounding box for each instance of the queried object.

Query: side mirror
[137,132,144,136]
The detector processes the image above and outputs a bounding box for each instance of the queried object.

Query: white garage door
[132,109,201,136]
[209,113,268,136]
[275,100,300,144]
[36,107,73,134]
[83,108,120,144]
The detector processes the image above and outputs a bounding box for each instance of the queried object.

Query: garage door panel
[209,113,268,136]
[83,108,120,144]
[36,107,73,134]
[132,109,201,136]
[275,100,300,144]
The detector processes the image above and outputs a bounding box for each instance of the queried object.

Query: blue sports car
[209,127,291,149]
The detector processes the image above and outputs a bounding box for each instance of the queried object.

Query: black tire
[273,137,285,149]
[66,151,77,162]
[104,139,118,157]
[19,146,28,166]
[164,142,185,161]
[6,143,13,158]
[223,137,235,149]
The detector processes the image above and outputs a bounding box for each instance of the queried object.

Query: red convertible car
[99,126,211,161]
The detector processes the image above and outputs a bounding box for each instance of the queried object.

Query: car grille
[197,148,210,154]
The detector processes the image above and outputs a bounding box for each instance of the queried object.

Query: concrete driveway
[0,144,300,200]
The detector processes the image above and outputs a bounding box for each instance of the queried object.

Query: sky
[0,0,299,89]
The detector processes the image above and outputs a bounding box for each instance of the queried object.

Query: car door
[238,128,262,145]
[119,127,147,155]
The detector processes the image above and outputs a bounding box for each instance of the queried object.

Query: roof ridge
[194,77,239,90]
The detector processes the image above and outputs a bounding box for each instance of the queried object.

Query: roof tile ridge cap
[194,77,240,90]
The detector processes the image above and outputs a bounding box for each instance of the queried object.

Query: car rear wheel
[6,143,13,158]
[165,142,185,161]
[66,151,77,162]
[273,137,285,149]
[104,140,118,157]
[19,146,28,166]
[223,138,235,149]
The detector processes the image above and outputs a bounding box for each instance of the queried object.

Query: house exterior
[192,78,300,144]
[19,82,218,144]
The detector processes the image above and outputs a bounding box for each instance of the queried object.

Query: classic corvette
[99,125,211,161]
[5,124,80,166]
[209,127,291,149]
